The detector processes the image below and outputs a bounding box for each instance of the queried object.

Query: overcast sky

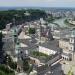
[0,0,75,7]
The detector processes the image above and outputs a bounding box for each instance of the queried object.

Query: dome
[11,28,17,36]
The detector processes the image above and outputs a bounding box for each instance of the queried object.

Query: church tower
[69,30,75,60]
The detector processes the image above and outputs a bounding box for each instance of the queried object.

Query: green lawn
[32,51,48,57]
[31,51,53,62]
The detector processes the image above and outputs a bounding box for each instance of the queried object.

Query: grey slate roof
[39,40,61,52]
[61,38,69,42]
[62,53,72,57]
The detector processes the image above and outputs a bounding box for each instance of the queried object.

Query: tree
[0,9,47,26]
[0,64,15,75]
[0,32,4,64]
[23,59,30,72]
[67,70,73,75]
[0,32,3,48]
[29,28,36,34]
[67,67,74,75]
[5,54,17,70]
[0,19,6,30]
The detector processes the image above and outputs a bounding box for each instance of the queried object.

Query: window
[66,47,68,49]
[71,47,72,49]
[70,39,74,43]
[62,57,64,59]
[71,39,72,42]
[70,46,73,50]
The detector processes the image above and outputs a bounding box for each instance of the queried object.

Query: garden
[31,51,53,62]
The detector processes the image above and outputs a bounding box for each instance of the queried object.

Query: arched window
[65,58,66,60]
[67,58,68,61]
[69,58,72,61]
[62,57,64,59]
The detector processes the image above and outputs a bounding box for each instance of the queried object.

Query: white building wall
[39,46,57,55]
[69,44,74,51]
[70,38,74,43]
[59,40,70,51]
[62,54,69,60]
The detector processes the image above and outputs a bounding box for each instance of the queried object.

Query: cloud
[16,0,56,3]
[0,0,75,7]
[65,0,75,2]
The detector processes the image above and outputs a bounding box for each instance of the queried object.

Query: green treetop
[67,67,73,75]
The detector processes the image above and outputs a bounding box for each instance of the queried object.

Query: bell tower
[69,30,75,60]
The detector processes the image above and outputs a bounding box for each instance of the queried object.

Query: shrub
[0,64,15,75]
[29,28,35,34]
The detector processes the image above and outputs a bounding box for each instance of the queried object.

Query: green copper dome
[11,28,18,36]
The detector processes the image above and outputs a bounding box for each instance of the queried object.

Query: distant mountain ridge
[0,7,75,11]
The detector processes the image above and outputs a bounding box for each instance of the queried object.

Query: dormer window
[70,38,74,43]
[70,46,74,51]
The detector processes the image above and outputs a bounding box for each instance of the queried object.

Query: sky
[0,0,75,7]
